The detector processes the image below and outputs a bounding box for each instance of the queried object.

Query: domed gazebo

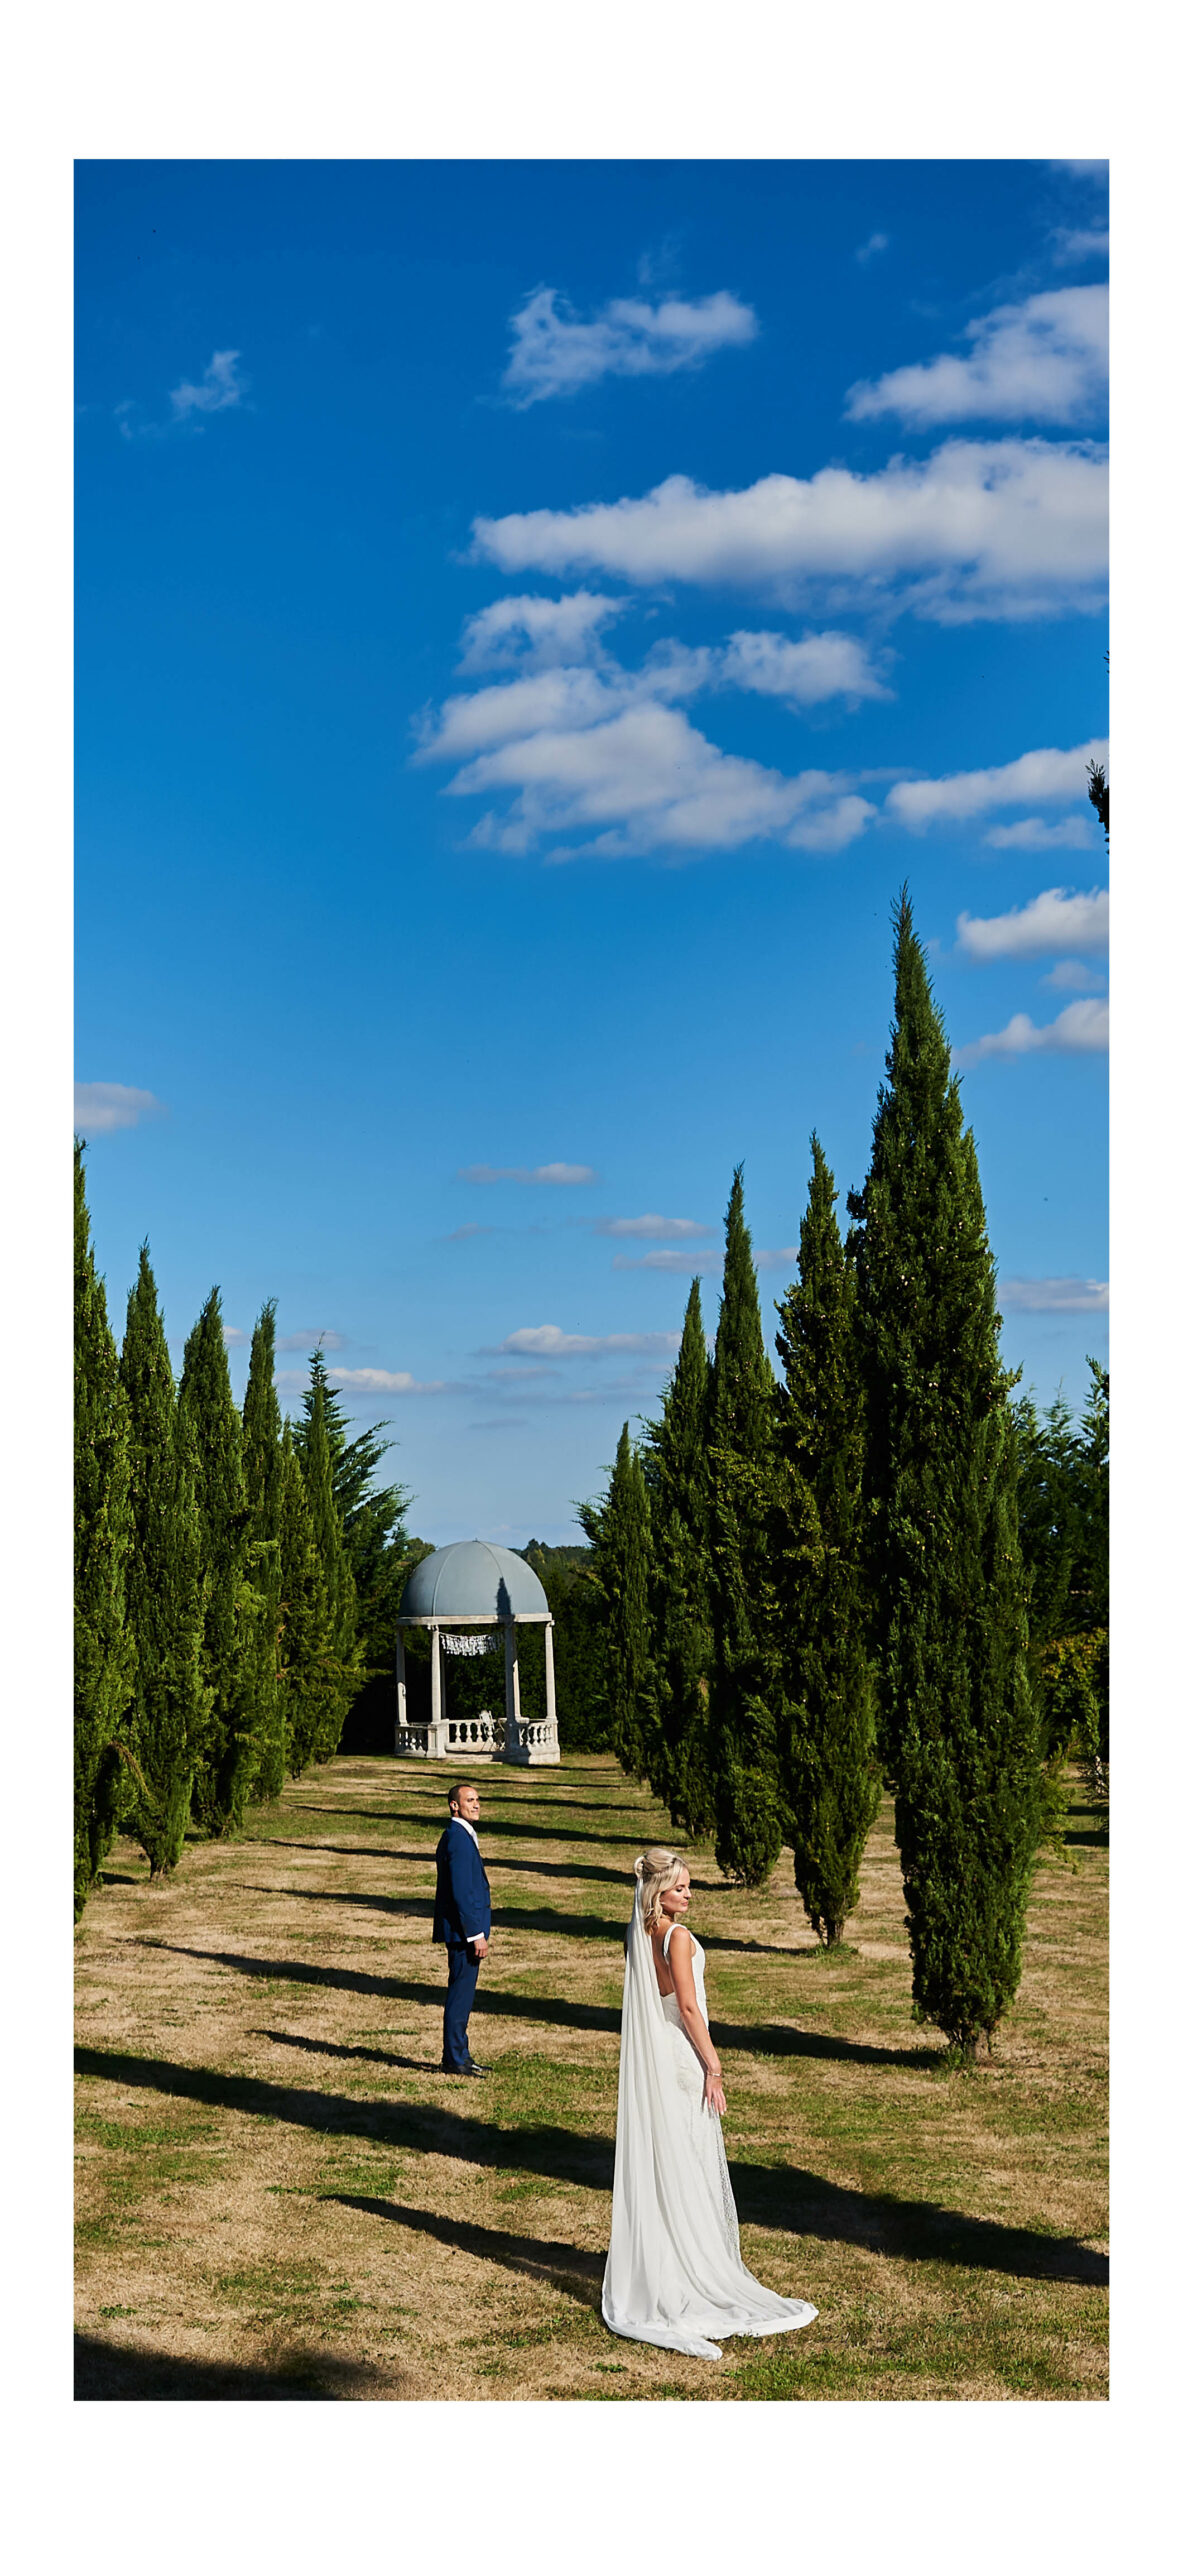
[394,1540,560,1765]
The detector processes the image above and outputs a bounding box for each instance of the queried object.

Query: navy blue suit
[433,1819,493,2070]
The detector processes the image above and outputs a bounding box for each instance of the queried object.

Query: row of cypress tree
[580,892,1102,2057]
[74,1142,414,1917]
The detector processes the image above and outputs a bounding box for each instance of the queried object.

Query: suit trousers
[443,1941,481,2069]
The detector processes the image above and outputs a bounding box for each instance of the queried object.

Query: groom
[433,1779,493,2077]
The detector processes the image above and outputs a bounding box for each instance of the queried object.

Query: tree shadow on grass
[263,1840,734,1894]
[296,1806,659,1850]
[241,1882,788,1958]
[257,2029,443,2075]
[74,2332,388,2400]
[322,2192,605,2307]
[75,2043,1108,2289]
[139,1940,931,2066]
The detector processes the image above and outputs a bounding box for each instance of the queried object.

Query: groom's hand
[472,1934,489,1959]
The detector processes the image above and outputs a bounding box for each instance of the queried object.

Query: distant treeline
[574,892,1108,2059]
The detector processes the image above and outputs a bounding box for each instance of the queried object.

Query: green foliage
[74,1142,136,1918]
[180,1287,259,1835]
[292,1349,363,1759]
[643,1278,715,1836]
[577,1422,655,1776]
[119,1247,208,1875]
[772,1137,879,1944]
[1086,758,1109,845]
[242,1302,287,1801]
[707,1168,782,1887]
[848,891,1040,2050]
[712,1761,784,1890]
[519,1544,614,1749]
[278,1422,337,1774]
[294,1351,413,1663]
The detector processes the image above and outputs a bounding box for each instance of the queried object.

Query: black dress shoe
[442,2061,491,2077]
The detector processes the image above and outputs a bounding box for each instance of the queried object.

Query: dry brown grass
[75,1754,1107,2400]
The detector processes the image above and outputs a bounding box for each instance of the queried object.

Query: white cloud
[613,1250,723,1274]
[276,1328,348,1353]
[886,738,1107,830]
[419,609,887,862]
[846,286,1107,427]
[418,625,883,776]
[1054,161,1108,182]
[449,700,874,862]
[596,1215,714,1239]
[458,591,626,673]
[953,996,1109,1066]
[458,1162,596,1186]
[222,1326,248,1347]
[276,1366,453,1395]
[492,1326,681,1358]
[1051,227,1109,266]
[612,1243,796,1274]
[855,232,889,265]
[716,628,887,705]
[74,1081,164,1134]
[997,1277,1109,1314]
[169,349,246,422]
[954,886,1109,962]
[502,285,757,406]
[1042,958,1105,992]
[983,816,1095,851]
[472,439,1108,622]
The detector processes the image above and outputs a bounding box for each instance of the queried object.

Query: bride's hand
[704,2069,726,2117]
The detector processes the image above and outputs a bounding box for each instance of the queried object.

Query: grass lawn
[75,1753,1107,2400]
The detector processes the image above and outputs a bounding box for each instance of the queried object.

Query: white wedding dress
[602,1891,818,2360]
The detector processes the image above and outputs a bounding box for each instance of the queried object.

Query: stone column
[504,1618,522,1757]
[427,1623,447,1754]
[543,1617,556,1728]
[395,1629,407,1730]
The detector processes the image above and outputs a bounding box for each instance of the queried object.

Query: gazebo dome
[399,1539,549,1623]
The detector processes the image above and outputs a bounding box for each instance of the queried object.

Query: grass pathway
[75,1754,1108,2399]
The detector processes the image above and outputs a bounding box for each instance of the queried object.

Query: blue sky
[75,158,1108,1546]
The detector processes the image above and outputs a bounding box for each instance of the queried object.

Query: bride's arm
[666,1928,726,2114]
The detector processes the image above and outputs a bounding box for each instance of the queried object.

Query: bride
[602,1846,818,2361]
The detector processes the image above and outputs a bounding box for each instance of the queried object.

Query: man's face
[456,1786,481,1824]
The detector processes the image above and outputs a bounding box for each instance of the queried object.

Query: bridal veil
[601,1877,818,2360]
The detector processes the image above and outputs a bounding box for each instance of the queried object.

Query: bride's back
[652,1919,698,2002]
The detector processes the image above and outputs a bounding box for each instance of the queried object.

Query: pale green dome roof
[398,1539,549,1622]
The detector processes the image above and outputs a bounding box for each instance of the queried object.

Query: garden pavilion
[394,1539,560,1764]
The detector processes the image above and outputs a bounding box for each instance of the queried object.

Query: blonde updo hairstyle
[634,1847,688,1937]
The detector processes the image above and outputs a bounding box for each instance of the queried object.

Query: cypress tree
[772,1137,879,1943]
[577,1422,655,1779]
[644,1277,715,1837]
[848,890,1040,2052]
[242,1301,287,1800]
[278,1420,337,1774]
[180,1286,258,1833]
[707,1167,783,1888]
[74,1141,136,1918]
[294,1348,362,1756]
[119,1247,208,1876]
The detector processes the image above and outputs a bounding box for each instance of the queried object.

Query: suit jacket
[433,1818,493,1948]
